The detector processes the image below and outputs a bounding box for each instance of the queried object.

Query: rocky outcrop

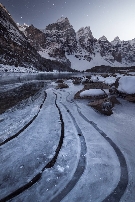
[56,83,69,89]
[44,17,77,60]
[75,27,96,62]
[88,98,113,116]
[76,26,95,52]
[0,4,72,72]
[23,18,73,69]
[25,25,46,50]
[0,3,43,69]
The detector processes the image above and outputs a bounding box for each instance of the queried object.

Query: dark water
[0,72,92,84]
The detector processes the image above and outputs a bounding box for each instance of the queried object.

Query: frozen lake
[0,77,135,202]
[0,72,92,85]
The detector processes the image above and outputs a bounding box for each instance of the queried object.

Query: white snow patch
[66,52,116,71]
[80,89,105,97]
[118,76,135,94]
[66,54,91,71]
[91,75,99,82]
[38,50,56,61]
[104,77,117,85]
[57,165,65,173]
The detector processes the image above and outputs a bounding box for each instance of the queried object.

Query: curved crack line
[0,92,47,147]
[51,102,87,202]
[0,93,64,202]
[73,101,128,202]
[66,92,74,103]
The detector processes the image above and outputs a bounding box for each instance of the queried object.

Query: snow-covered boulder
[116,76,135,102]
[118,76,135,94]
[91,75,99,82]
[80,89,105,97]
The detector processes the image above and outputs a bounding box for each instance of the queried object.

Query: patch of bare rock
[55,79,69,89]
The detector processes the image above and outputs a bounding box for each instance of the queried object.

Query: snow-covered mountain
[43,17,77,62]
[0,3,41,70]
[21,17,135,71]
[1,3,135,72]
[18,18,72,70]
[0,4,72,72]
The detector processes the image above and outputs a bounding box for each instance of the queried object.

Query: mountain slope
[23,22,72,71]
[0,4,72,72]
[1,3,135,72]
[41,19,135,70]
[0,3,44,70]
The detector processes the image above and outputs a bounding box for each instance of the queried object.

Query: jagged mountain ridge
[0,4,72,72]
[19,16,135,71]
[1,3,135,72]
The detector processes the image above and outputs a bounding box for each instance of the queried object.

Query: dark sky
[1,0,135,41]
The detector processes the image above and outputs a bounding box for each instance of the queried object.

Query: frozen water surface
[0,76,135,202]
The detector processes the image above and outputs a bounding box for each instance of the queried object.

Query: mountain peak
[56,17,69,23]
[129,38,135,46]
[111,36,121,45]
[45,16,72,32]
[114,36,120,41]
[98,36,108,41]
[77,26,93,39]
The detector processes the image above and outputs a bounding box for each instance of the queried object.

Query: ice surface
[75,97,135,202]
[0,90,44,143]
[55,85,121,202]
[0,75,135,201]
[0,89,61,199]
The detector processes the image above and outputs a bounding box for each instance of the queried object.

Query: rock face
[0,4,72,72]
[75,27,96,62]
[44,17,77,63]
[39,18,135,70]
[22,18,72,70]
[25,25,46,50]
[0,3,44,70]
[76,26,94,52]
[111,38,135,64]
